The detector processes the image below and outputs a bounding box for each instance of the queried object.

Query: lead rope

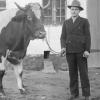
[44,36,61,55]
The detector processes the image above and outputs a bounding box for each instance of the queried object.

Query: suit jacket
[60,16,91,53]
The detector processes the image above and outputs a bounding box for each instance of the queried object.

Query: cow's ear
[12,14,26,22]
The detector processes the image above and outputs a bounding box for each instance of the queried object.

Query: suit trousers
[66,52,90,97]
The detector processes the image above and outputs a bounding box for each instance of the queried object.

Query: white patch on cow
[13,61,24,90]
[30,3,41,19]
[0,50,25,92]
[0,56,6,70]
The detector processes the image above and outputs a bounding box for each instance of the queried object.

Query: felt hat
[68,0,84,11]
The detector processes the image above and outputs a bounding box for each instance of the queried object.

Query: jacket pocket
[66,35,86,52]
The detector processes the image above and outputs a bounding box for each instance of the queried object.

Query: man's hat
[68,0,84,11]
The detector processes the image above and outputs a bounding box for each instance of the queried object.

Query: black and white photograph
[0,0,100,100]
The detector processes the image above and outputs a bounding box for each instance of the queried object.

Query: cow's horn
[15,2,25,11]
[42,0,50,9]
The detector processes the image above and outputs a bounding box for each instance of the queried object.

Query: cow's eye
[27,16,32,21]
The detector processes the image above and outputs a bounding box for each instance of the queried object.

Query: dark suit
[60,16,91,97]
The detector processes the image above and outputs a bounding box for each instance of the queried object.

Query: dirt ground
[1,55,100,100]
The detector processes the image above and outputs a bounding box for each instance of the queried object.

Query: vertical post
[87,0,100,67]
[60,0,61,22]
[65,0,67,19]
[96,0,100,50]
[52,0,56,24]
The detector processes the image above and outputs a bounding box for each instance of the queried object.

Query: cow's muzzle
[39,31,46,39]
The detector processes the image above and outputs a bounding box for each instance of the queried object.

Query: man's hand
[60,48,66,57]
[83,51,90,58]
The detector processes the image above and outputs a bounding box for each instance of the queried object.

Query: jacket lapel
[66,16,82,33]
[71,16,82,32]
[67,18,73,33]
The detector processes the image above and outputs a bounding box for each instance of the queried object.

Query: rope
[45,36,61,55]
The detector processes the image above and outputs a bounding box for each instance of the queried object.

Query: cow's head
[14,1,50,39]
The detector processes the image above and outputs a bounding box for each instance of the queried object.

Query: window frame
[0,0,6,11]
[42,0,66,25]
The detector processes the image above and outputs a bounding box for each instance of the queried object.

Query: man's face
[70,7,80,17]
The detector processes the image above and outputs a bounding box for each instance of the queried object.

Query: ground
[1,54,100,100]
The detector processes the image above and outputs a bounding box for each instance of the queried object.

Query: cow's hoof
[22,84,27,88]
[19,88,27,95]
[0,89,6,98]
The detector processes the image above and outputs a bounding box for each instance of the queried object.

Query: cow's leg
[13,61,26,94]
[0,56,6,96]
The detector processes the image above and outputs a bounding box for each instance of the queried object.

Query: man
[60,0,91,100]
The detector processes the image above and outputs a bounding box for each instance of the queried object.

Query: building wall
[87,0,100,67]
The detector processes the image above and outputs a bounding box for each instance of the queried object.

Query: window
[56,0,65,24]
[0,0,6,11]
[42,0,66,25]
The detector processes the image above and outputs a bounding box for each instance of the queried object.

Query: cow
[0,1,50,97]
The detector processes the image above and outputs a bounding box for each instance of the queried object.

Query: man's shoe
[68,95,79,100]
